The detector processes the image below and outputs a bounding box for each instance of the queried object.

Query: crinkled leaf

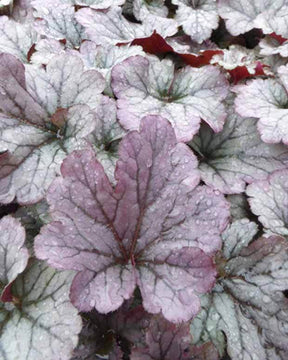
[0,215,28,298]
[211,45,261,74]
[72,302,149,359]
[79,41,144,95]
[30,39,65,65]
[218,0,288,38]
[260,35,288,58]
[190,96,288,193]
[32,0,85,47]
[130,315,193,360]
[0,16,37,62]
[75,6,178,46]
[246,169,288,236]
[191,233,288,359]
[35,115,229,322]
[0,261,82,360]
[87,96,125,183]
[234,64,288,145]
[0,53,105,204]
[131,315,219,360]
[262,54,288,77]
[172,0,219,43]
[112,55,228,142]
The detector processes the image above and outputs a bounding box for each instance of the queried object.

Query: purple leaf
[112,55,229,142]
[0,53,105,204]
[0,261,82,360]
[234,64,288,145]
[172,0,219,43]
[72,301,150,359]
[191,227,288,359]
[75,6,178,46]
[246,169,288,236]
[131,315,219,360]
[131,315,193,360]
[0,215,28,299]
[190,95,288,194]
[35,115,229,322]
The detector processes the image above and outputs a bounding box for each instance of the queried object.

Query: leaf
[133,0,169,20]
[218,0,288,38]
[260,35,288,58]
[190,95,288,194]
[130,315,193,360]
[234,64,288,145]
[172,0,219,43]
[0,16,37,62]
[72,301,150,359]
[0,261,82,360]
[190,230,288,359]
[131,315,219,360]
[132,33,223,67]
[210,45,263,76]
[25,54,105,112]
[75,6,178,46]
[74,0,125,8]
[0,53,105,204]
[87,96,125,183]
[246,169,288,236]
[112,55,229,142]
[0,215,28,299]
[31,0,85,47]
[221,218,258,258]
[11,0,34,23]
[30,39,65,65]
[79,41,144,95]
[35,115,229,322]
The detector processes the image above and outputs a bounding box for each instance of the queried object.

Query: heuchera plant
[1,1,288,359]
